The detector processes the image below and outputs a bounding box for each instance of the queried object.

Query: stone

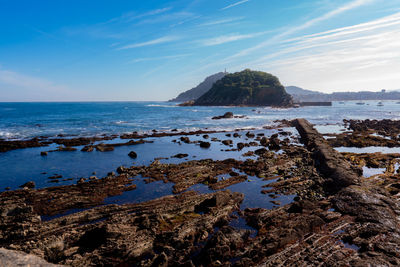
[200,141,211,148]
[128,151,137,158]
[19,181,35,189]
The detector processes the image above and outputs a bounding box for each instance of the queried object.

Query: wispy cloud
[201,31,267,46]
[250,11,400,92]
[117,36,180,50]
[136,11,195,25]
[103,7,173,24]
[130,54,190,63]
[199,17,245,26]
[221,0,250,10]
[228,0,376,60]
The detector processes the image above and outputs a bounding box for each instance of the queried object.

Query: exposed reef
[2,119,400,266]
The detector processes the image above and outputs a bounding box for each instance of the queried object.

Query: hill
[194,69,293,107]
[169,72,226,102]
[285,86,322,95]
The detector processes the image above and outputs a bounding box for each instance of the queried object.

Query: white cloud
[200,31,267,46]
[228,0,376,60]
[250,12,400,92]
[221,0,250,10]
[130,54,190,63]
[117,36,179,50]
[199,17,245,26]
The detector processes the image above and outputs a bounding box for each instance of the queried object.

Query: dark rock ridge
[194,69,293,107]
[292,118,361,192]
[169,72,227,102]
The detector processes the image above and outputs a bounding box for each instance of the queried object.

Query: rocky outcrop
[1,190,243,266]
[292,118,361,192]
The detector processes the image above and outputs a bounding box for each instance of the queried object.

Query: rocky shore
[1,118,400,266]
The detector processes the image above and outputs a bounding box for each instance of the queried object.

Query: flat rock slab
[0,248,63,266]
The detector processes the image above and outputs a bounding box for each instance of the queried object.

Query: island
[193,69,293,107]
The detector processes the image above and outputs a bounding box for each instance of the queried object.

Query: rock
[177,100,195,106]
[245,132,255,138]
[237,143,245,150]
[95,145,114,152]
[200,141,211,148]
[152,252,168,267]
[128,151,137,158]
[260,137,269,146]
[116,166,126,174]
[0,248,61,266]
[212,112,234,120]
[292,118,361,192]
[19,181,35,189]
[203,135,209,139]
[77,178,86,184]
[180,137,190,143]
[269,137,280,150]
[40,151,48,156]
[233,133,240,138]
[81,145,94,152]
[172,153,188,158]
[222,140,233,146]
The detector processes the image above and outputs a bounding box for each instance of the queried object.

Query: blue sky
[0,0,399,101]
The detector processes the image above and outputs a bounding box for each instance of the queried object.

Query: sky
[0,0,399,101]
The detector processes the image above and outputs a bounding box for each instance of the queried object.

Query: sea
[1,100,399,140]
[0,100,399,212]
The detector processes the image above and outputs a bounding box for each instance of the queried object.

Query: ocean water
[0,100,399,210]
[0,100,399,140]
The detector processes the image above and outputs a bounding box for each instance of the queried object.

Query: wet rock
[233,133,240,138]
[116,166,127,174]
[237,143,245,150]
[40,151,48,156]
[48,175,62,179]
[222,140,233,146]
[95,145,114,152]
[268,137,280,150]
[292,118,361,192]
[203,135,209,139]
[0,138,47,152]
[200,141,211,148]
[0,190,243,266]
[212,112,234,120]
[81,145,94,152]
[172,153,188,159]
[128,151,137,158]
[180,137,190,143]
[245,132,255,138]
[260,137,269,147]
[19,181,35,189]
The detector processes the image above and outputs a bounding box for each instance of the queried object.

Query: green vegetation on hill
[194,69,293,106]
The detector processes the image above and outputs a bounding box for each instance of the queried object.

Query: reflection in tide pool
[362,166,386,178]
